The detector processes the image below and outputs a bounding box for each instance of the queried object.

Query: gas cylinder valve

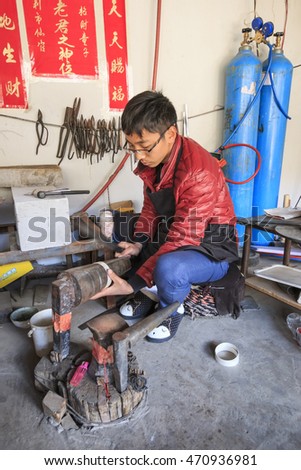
[241,28,252,46]
[274,32,284,50]
[251,17,274,45]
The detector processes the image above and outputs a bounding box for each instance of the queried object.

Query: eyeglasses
[123,124,174,156]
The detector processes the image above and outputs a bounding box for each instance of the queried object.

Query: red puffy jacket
[133,135,238,287]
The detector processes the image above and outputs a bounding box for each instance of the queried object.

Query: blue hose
[269,70,292,119]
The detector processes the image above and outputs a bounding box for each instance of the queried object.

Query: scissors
[36,109,49,155]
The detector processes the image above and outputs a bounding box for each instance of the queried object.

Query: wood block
[42,390,67,423]
[0,165,63,188]
[109,200,133,211]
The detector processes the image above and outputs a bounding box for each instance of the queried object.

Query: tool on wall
[56,98,81,165]
[35,109,49,155]
[56,98,123,165]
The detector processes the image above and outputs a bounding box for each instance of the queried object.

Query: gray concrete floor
[1,257,301,451]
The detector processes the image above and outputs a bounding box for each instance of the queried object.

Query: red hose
[80,153,131,213]
[220,143,261,185]
[152,0,162,90]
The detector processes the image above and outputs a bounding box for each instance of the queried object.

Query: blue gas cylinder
[222,33,262,243]
[252,33,293,245]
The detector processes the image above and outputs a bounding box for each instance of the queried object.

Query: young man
[91,90,238,343]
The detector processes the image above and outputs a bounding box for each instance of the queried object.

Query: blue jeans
[153,250,229,315]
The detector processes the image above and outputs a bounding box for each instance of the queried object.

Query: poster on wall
[103,0,129,110]
[22,0,99,79]
[0,0,28,108]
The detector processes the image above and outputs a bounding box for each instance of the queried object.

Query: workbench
[238,216,301,311]
[0,225,101,267]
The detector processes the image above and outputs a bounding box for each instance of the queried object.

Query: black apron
[141,145,183,260]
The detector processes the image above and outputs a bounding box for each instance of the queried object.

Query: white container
[215,342,239,367]
[99,210,114,240]
[28,308,54,357]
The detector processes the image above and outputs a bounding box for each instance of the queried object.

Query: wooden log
[121,387,133,416]
[0,165,63,188]
[67,369,144,424]
[56,257,131,307]
[108,387,123,421]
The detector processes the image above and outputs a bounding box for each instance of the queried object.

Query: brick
[42,390,67,423]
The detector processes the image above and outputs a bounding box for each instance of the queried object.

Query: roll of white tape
[215,342,239,367]
[95,261,112,288]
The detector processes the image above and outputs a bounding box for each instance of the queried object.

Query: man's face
[124,125,177,168]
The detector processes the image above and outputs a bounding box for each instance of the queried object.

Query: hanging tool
[110,117,122,162]
[55,97,124,164]
[56,98,81,165]
[67,97,81,160]
[35,109,49,155]
[56,107,73,165]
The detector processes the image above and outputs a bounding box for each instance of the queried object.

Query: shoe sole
[119,311,150,320]
[145,313,184,343]
[119,293,157,320]
[145,333,175,343]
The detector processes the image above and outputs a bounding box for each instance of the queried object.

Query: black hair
[121,90,178,137]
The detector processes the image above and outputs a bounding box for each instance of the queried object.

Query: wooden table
[0,228,117,266]
[238,216,301,277]
[275,225,301,244]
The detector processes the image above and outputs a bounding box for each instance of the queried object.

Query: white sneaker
[119,291,157,319]
[146,304,184,343]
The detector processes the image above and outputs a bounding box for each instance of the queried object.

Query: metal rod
[294,195,301,209]
[112,302,180,392]
[123,301,180,347]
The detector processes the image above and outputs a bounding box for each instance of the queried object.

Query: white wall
[1,0,300,216]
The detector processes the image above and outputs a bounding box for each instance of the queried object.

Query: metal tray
[254,264,301,289]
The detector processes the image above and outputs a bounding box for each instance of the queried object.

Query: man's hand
[115,241,142,258]
[90,269,134,300]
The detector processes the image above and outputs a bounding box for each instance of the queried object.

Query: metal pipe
[52,258,131,360]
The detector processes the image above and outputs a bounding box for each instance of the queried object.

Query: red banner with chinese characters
[103,0,129,110]
[0,1,27,108]
[22,0,98,78]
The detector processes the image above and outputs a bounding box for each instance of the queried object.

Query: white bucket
[28,308,54,357]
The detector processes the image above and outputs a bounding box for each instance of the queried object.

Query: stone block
[12,187,71,251]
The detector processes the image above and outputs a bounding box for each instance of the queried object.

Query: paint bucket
[28,308,53,357]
